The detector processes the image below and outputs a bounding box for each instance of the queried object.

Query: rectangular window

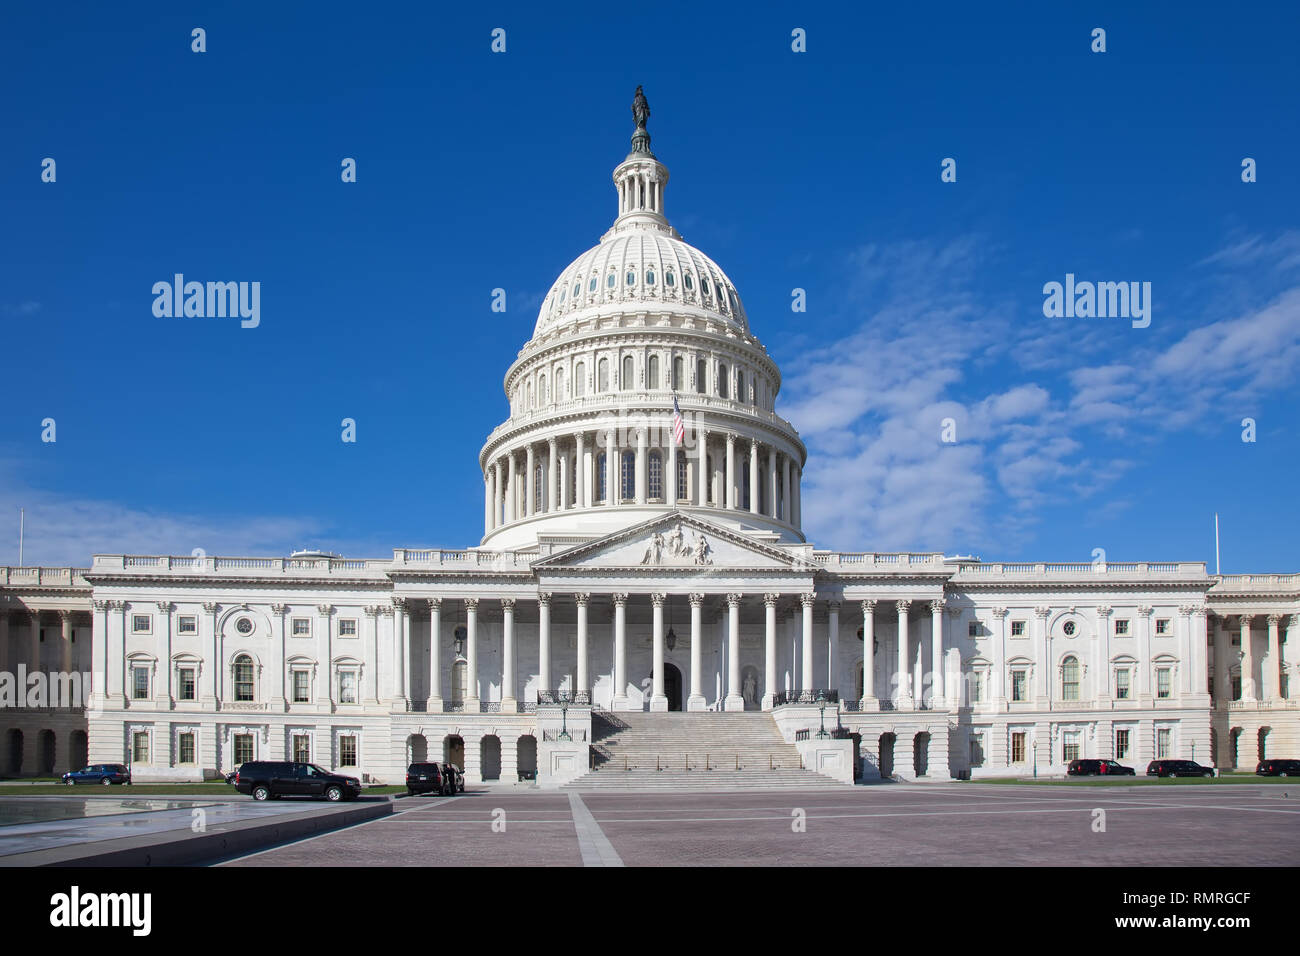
[968,620,979,637]
[1116,668,1130,699]
[339,671,357,704]
[1231,674,1242,700]
[676,456,688,503]
[132,731,149,763]
[972,670,985,703]
[969,734,985,768]
[178,732,196,764]
[233,733,254,765]
[292,618,311,637]
[177,615,197,635]
[1010,732,1026,764]
[1156,727,1171,759]
[292,671,310,703]
[1156,668,1171,699]
[1115,619,1130,636]
[339,736,358,767]
[649,453,663,500]
[1011,670,1027,702]
[178,667,196,700]
[132,666,149,699]
[132,615,151,634]
[293,735,311,763]
[338,618,358,638]
[1155,618,1170,635]
[1063,731,1081,762]
[1010,620,1025,637]
[1115,729,1131,759]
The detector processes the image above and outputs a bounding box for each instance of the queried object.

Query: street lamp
[816,690,828,738]
[558,690,571,741]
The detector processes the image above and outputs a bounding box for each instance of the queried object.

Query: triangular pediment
[533,512,807,572]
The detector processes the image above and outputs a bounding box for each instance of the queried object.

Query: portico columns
[651,593,668,711]
[612,593,628,710]
[574,593,589,698]
[762,594,778,710]
[605,429,616,507]
[636,427,648,504]
[930,599,946,708]
[390,599,406,709]
[548,437,559,512]
[697,427,709,505]
[860,600,878,709]
[1266,614,1281,701]
[501,598,516,713]
[827,602,840,694]
[688,593,706,711]
[465,598,479,710]
[726,593,744,710]
[428,599,443,712]
[1240,615,1255,701]
[575,432,586,508]
[525,444,536,517]
[749,441,760,513]
[896,599,912,708]
[538,593,552,694]
[800,593,815,693]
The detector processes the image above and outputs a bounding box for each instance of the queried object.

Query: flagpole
[1214,512,1220,575]
[18,507,24,566]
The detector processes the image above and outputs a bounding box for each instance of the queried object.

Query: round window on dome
[684,273,694,291]
[665,272,675,287]
[646,270,655,286]
[626,271,636,287]
[606,273,616,289]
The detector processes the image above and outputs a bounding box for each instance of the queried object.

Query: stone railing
[0,567,89,588]
[950,561,1206,579]
[1212,574,1300,592]
[92,555,390,575]
[813,552,945,570]
[390,549,532,571]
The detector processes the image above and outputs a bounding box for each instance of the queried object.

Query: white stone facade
[2,105,1296,785]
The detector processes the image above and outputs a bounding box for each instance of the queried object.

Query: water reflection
[0,798,216,826]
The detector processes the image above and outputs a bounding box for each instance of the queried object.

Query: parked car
[1146,759,1215,778]
[62,764,131,786]
[1067,759,1135,777]
[232,761,362,801]
[1256,759,1300,777]
[406,762,447,796]
[443,763,465,793]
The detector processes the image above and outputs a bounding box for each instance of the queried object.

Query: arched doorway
[6,729,23,776]
[517,735,537,780]
[664,663,683,711]
[480,735,501,781]
[879,732,896,778]
[406,734,428,765]
[913,732,931,777]
[443,734,465,768]
[70,730,88,771]
[38,730,56,775]
[1229,727,1243,768]
[1258,727,1271,763]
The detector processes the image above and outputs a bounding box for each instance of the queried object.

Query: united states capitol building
[2,93,1296,787]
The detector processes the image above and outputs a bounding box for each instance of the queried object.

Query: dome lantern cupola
[608,85,677,241]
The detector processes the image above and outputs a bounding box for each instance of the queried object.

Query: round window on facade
[1063,620,1076,637]
[236,617,254,635]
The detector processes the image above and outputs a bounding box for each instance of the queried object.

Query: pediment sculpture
[640,523,713,566]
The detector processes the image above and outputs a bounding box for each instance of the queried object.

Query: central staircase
[561,710,848,790]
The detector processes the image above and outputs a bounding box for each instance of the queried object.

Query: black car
[1256,759,1300,777]
[233,761,362,801]
[62,763,131,786]
[443,763,465,793]
[1067,759,1135,777]
[1146,759,1215,778]
[406,762,449,796]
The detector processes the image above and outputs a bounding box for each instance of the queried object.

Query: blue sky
[1,2,1297,570]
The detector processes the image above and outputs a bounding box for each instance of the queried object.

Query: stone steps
[564,769,847,790]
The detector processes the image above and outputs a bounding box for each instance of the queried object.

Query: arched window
[626,270,636,287]
[648,355,660,390]
[525,381,533,409]
[701,277,711,298]
[741,459,751,510]
[620,451,635,500]
[588,275,598,293]
[706,454,715,504]
[665,271,675,288]
[622,355,634,390]
[1062,656,1080,701]
[535,463,545,512]
[606,272,616,289]
[538,375,547,406]
[676,455,688,502]
[672,356,683,391]
[575,362,585,396]
[234,654,254,702]
[649,451,663,500]
[684,273,694,292]
[735,370,745,403]
[596,453,607,503]
[597,358,609,392]
[646,269,655,286]
[695,359,706,394]
[718,364,729,399]
[555,367,565,400]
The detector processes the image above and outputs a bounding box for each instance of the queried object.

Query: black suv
[233,761,362,801]
[1146,759,1215,778]
[1256,759,1300,777]
[406,762,450,796]
[1067,759,1135,777]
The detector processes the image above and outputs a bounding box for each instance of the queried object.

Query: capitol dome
[479,88,807,550]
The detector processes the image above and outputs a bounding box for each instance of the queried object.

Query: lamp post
[558,690,571,741]
[816,690,828,738]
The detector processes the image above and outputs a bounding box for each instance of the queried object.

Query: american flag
[671,393,685,445]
